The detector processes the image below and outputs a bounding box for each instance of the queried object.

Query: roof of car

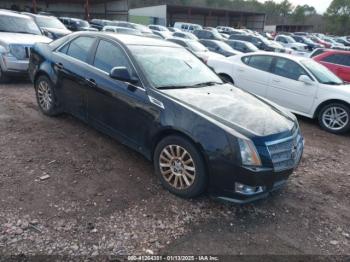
[71,31,179,47]
[240,51,310,62]
[0,9,33,19]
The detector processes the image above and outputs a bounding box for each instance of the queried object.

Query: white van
[174,22,202,33]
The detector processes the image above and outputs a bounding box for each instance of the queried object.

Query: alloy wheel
[159,145,196,190]
[37,80,52,111]
[322,106,349,131]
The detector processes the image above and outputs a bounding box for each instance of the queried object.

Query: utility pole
[85,0,90,20]
[32,0,37,13]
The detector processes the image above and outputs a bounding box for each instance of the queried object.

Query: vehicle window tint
[247,55,273,72]
[241,56,251,64]
[59,43,69,54]
[93,40,131,73]
[343,55,350,66]
[66,36,95,62]
[322,54,345,65]
[273,58,308,80]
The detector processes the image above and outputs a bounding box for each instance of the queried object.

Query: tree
[292,4,317,23]
[325,0,350,35]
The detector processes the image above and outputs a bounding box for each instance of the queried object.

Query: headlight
[9,44,27,60]
[238,138,262,166]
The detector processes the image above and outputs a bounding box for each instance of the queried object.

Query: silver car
[0,10,51,82]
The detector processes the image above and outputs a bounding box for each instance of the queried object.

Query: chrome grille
[266,130,303,172]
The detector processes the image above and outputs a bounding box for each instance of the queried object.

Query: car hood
[0,33,52,46]
[161,84,295,138]
[41,27,71,35]
[195,50,225,59]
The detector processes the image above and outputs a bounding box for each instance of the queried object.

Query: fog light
[235,182,264,195]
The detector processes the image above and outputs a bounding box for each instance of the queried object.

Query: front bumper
[0,54,29,76]
[210,165,295,204]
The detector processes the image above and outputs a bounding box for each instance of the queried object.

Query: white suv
[0,10,51,82]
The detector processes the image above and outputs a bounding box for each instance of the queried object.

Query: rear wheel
[318,103,350,134]
[153,135,207,198]
[35,75,62,116]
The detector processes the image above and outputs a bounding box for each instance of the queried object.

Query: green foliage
[325,0,350,34]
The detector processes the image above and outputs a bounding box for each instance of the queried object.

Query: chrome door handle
[55,62,64,70]
[85,78,96,87]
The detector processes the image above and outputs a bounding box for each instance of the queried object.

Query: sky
[258,0,333,14]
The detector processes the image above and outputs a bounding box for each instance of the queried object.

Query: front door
[86,39,153,151]
[267,57,317,115]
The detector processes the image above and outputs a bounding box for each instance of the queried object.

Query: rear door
[52,36,97,120]
[320,53,350,82]
[86,38,151,150]
[267,57,317,114]
[235,54,273,97]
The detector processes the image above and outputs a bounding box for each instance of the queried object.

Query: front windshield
[74,19,89,27]
[301,59,343,85]
[0,15,42,35]
[216,41,235,52]
[285,36,296,43]
[134,24,152,33]
[187,41,208,52]
[130,46,223,88]
[303,37,314,44]
[36,16,66,29]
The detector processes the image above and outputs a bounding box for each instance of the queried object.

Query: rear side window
[93,40,131,73]
[66,36,95,62]
[244,55,273,72]
[322,54,345,65]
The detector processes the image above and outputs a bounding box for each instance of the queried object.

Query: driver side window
[93,40,132,74]
[272,57,309,81]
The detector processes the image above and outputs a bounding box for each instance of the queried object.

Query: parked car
[167,27,181,33]
[309,48,330,58]
[335,37,350,47]
[0,10,52,82]
[216,26,235,34]
[167,37,225,62]
[29,32,303,203]
[102,26,142,36]
[291,35,322,51]
[310,36,332,48]
[90,19,116,31]
[275,35,308,51]
[208,52,350,133]
[225,40,259,53]
[323,37,348,50]
[193,29,224,41]
[229,34,284,52]
[174,22,202,33]
[148,25,173,39]
[313,50,350,82]
[113,22,156,38]
[59,17,97,32]
[199,39,242,57]
[172,31,198,40]
[24,13,71,39]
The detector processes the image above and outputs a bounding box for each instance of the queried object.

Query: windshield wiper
[157,82,223,90]
[323,81,342,85]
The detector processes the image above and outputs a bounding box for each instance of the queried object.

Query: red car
[313,50,350,82]
[310,36,331,48]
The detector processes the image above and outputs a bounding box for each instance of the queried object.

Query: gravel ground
[0,82,349,258]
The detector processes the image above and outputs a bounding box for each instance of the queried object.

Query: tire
[0,67,10,84]
[219,74,234,84]
[35,75,62,116]
[153,135,207,198]
[318,103,350,134]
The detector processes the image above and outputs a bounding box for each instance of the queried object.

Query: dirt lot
[0,82,349,258]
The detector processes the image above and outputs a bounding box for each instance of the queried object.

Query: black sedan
[29,32,304,203]
[199,39,242,57]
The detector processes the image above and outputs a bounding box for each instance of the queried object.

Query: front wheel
[318,103,350,134]
[153,135,207,198]
[35,75,62,116]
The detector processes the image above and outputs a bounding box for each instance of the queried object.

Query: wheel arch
[151,128,209,169]
[218,73,234,83]
[314,99,350,118]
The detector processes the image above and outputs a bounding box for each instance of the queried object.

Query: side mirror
[298,75,313,85]
[110,67,138,84]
